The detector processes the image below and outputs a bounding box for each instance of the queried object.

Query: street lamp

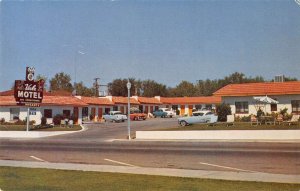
[127,80,131,140]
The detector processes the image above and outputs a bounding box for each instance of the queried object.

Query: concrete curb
[136,130,300,141]
[0,160,299,184]
[0,125,87,139]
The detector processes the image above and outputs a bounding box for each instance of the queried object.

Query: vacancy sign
[14,67,44,107]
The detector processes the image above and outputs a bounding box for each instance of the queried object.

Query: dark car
[152,109,168,118]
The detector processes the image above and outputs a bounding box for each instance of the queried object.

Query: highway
[0,118,299,175]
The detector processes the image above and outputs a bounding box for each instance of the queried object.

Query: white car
[178,111,218,126]
[102,111,127,122]
[160,108,176,118]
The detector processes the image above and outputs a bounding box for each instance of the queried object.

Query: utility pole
[94,78,100,97]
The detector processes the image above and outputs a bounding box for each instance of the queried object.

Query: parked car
[177,110,218,126]
[152,109,168,118]
[130,109,147,121]
[160,108,176,118]
[102,111,127,122]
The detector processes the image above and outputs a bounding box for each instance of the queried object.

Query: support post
[127,81,131,140]
[26,107,30,132]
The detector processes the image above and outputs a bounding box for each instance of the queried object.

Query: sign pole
[26,107,30,132]
[127,80,131,140]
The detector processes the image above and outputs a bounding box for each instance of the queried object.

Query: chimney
[274,75,284,82]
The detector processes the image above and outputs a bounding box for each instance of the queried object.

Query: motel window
[270,98,278,112]
[44,109,52,118]
[291,100,300,114]
[195,105,202,110]
[205,104,212,110]
[172,105,178,110]
[63,110,71,118]
[82,107,88,118]
[10,108,20,120]
[139,105,143,113]
[235,102,249,114]
[113,106,118,111]
[271,104,277,112]
[105,108,111,114]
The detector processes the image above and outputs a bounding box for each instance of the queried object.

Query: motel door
[73,107,79,124]
[150,106,154,113]
[98,108,103,121]
[188,105,193,116]
[180,105,185,116]
[91,108,96,121]
[120,106,124,114]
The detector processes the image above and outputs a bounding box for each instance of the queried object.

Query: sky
[1,0,300,91]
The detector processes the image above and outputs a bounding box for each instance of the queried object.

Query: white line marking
[199,162,259,173]
[30,156,48,163]
[104,158,137,167]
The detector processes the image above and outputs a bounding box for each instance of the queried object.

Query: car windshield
[193,112,204,116]
[114,112,122,115]
[165,109,170,111]
[205,112,213,115]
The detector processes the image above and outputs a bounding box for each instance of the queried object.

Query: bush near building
[216,103,231,122]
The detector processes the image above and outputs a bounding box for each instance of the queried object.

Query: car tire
[154,115,157,118]
[170,115,173,118]
[180,121,187,126]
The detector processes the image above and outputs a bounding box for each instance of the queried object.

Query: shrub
[41,117,47,125]
[235,115,251,122]
[280,108,288,116]
[53,114,64,125]
[89,114,95,121]
[256,108,264,118]
[14,120,26,125]
[216,103,231,122]
[0,118,5,124]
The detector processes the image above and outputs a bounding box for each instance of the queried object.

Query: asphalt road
[0,118,299,175]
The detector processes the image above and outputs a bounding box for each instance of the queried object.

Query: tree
[36,74,48,90]
[49,72,73,92]
[108,78,137,97]
[170,81,197,97]
[141,80,169,97]
[74,82,95,96]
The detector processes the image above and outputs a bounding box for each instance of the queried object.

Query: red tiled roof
[138,97,162,104]
[80,96,114,105]
[0,90,14,96]
[160,96,221,104]
[41,96,88,107]
[0,96,17,106]
[213,81,300,97]
[0,95,88,107]
[112,96,140,105]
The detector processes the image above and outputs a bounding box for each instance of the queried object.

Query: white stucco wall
[222,95,300,116]
[1,106,85,125]
[0,106,42,124]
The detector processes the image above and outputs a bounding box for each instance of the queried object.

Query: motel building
[156,96,221,116]
[213,81,300,117]
[0,89,221,125]
[0,90,88,125]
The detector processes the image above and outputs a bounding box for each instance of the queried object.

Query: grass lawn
[0,125,82,131]
[159,122,300,131]
[0,167,299,191]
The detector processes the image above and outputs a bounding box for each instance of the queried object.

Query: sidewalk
[0,125,86,138]
[0,160,299,184]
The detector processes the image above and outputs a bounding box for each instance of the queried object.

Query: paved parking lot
[47,117,179,141]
